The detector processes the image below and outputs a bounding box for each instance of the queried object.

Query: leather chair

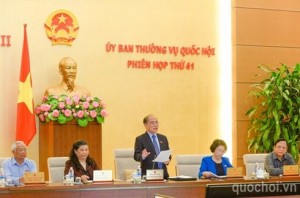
[114,148,140,180]
[175,154,209,178]
[47,157,69,183]
[243,153,268,177]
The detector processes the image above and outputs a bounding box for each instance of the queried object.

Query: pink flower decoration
[66,98,73,105]
[42,95,47,102]
[89,110,97,118]
[73,95,80,104]
[83,102,89,109]
[59,102,65,109]
[86,96,92,102]
[41,104,51,112]
[35,107,41,114]
[100,109,108,117]
[77,110,84,118]
[39,114,45,121]
[64,109,72,117]
[52,109,60,117]
[35,95,107,126]
[92,101,99,108]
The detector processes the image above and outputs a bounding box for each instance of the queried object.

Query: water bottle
[0,168,5,187]
[136,166,142,183]
[137,166,142,179]
[254,163,259,178]
[68,167,74,185]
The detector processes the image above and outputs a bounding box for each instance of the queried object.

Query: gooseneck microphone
[152,155,156,169]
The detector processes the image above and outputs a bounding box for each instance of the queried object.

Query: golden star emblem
[18,73,33,114]
[58,14,67,24]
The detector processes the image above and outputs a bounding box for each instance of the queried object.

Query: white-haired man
[1,141,37,185]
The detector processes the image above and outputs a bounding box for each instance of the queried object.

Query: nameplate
[146,169,164,181]
[24,172,45,184]
[226,167,243,178]
[283,165,299,176]
[93,170,113,181]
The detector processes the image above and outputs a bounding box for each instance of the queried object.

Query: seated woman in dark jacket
[64,140,99,183]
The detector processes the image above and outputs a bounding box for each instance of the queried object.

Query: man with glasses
[134,114,171,179]
[1,141,37,185]
[265,138,295,176]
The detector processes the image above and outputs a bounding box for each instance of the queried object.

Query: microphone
[152,155,156,169]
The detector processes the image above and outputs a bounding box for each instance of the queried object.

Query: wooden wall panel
[235,9,300,47]
[235,83,256,121]
[236,121,250,156]
[236,121,250,167]
[233,0,300,11]
[235,46,300,83]
[232,1,300,165]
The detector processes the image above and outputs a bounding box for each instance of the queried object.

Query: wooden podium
[39,120,102,180]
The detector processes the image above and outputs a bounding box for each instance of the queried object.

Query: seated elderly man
[265,138,295,176]
[2,141,37,185]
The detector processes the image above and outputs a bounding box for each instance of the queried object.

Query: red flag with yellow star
[16,24,36,146]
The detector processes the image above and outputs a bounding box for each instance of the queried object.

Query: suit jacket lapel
[157,134,165,151]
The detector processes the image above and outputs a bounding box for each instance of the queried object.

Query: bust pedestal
[39,120,102,180]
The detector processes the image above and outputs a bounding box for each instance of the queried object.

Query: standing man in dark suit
[134,114,171,179]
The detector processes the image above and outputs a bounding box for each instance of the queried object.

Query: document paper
[210,172,226,179]
[153,150,171,162]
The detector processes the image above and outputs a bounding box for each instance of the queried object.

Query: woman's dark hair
[69,140,94,167]
[210,139,227,153]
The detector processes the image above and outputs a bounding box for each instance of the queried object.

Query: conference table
[0,176,299,198]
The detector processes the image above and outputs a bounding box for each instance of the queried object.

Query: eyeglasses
[148,121,159,125]
[16,148,27,152]
[276,146,287,150]
[215,148,226,153]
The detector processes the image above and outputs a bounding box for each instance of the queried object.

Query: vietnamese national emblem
[44,9,79,46]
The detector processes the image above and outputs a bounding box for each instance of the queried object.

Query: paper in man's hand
[153,150,171,162]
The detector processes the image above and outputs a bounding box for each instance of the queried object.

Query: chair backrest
[47,157,69,183]
[114,148,140,180]
[243,153,268,177]
[175,154,209,178]
[0,157,10,167]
